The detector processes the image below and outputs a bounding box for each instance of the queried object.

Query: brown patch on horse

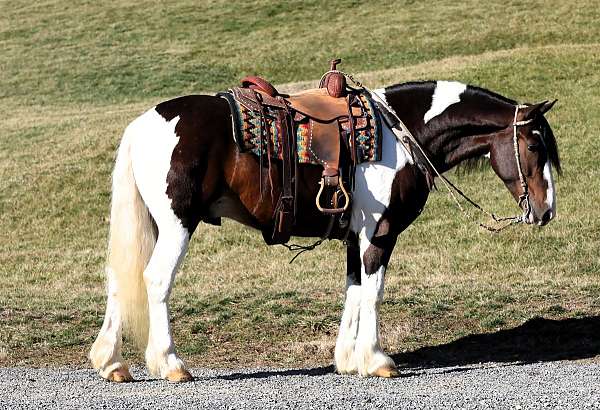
[155,95,355,239]
[154,96,237,233]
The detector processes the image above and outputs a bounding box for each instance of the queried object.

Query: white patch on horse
[334,277,361,374]
[354,259,395,376]
[89,267,126,379]
[129,109,191,377]
[350,123,411,240]
[424,81,467,124]
[129,110,180,216]
[533,129,556,218]
[543,160,556,216]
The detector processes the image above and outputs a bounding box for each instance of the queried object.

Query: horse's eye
[527,144,539,152]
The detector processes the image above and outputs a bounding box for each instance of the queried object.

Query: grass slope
[1,1,599,368]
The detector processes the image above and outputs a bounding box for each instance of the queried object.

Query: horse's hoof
[107,367,134,383]
[372,364,400,378]
[165,368,193,383]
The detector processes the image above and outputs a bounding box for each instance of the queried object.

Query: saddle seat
[286,88,361,122]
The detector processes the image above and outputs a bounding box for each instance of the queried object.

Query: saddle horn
[319,58,347,98]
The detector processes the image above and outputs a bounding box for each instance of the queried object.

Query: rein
[369,90,533,233]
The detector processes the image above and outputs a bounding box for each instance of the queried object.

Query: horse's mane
[465,84,517,106]
[455,156,491,175]
[387,81,561,175]
[539,115,562,175]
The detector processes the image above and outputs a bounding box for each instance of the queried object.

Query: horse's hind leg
[142,217,191,382]
[334,238,361,374]
[130,110,196,382]
[89,269,132,382]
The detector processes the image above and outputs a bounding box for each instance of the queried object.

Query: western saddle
[224,59,377,245]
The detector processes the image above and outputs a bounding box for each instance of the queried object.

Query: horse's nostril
[541,210,552,224]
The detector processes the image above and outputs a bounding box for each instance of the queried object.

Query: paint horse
[90,78,560,382]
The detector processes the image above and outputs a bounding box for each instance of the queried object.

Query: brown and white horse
[89,80,560,382]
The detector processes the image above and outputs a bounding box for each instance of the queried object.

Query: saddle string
[257,102,276,202]
[282,239,325,264]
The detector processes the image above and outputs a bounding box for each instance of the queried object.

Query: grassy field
[1,1,600,369]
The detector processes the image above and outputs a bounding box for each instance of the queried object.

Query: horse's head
[489,100,561,226]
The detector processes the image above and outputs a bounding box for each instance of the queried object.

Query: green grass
[1,1,600,368]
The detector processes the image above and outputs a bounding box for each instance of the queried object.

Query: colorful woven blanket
[219,90,382,165]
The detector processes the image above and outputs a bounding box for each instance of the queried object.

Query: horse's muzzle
[524,208,554,226]
[538,209,553,226]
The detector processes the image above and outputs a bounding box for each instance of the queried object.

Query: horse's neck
[383,83,514,173]
[422,121,501,172]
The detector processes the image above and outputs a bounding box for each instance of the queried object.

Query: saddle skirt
[219,87,382,166]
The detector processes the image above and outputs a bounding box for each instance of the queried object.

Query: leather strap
[270,102,295,244]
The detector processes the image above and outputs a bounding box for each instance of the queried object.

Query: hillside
[1,1,599,368]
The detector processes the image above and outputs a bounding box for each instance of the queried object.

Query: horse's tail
[106,123,156,349]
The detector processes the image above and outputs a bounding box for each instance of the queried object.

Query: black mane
[385,81,561,175]
[539,115,562,175]
[465,84,517,106]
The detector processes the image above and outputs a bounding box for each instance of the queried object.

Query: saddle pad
[219,90,382,166]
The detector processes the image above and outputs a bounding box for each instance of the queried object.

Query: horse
[89,78,561,382]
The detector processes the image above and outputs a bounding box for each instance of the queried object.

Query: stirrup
[315,177,350,214]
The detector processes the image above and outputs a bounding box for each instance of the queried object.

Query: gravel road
[1,361,599,409]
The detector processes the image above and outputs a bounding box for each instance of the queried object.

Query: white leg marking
[129,108,191,378]
[334,276,361,374]
[424,81,467,124]
[354,244,395,377]
[90,268,127,378]
[143,223,189,377]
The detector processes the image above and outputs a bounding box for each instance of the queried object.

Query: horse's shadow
[216,316,600,380]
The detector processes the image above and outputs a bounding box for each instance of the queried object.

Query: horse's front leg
[355,224,399,377]
[335,227,399,377]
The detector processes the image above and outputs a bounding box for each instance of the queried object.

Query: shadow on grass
[216,316,600,380]
[393,316,600,370]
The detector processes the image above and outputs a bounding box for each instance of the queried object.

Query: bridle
[512,104,534,224]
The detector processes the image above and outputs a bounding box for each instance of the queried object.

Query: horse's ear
[522,101,548,120]
[540,99,557,115]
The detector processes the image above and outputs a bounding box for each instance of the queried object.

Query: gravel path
[2,361,600,409]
